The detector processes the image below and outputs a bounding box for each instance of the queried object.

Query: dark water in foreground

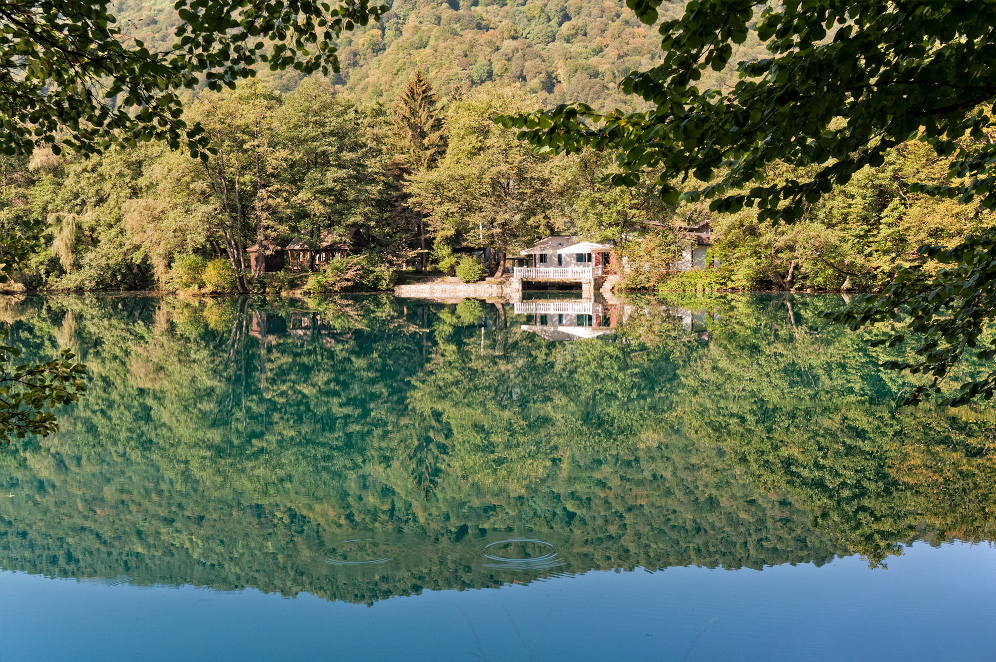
[0,294,994,660]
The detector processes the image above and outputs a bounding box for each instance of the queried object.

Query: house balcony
[512,266,603,280]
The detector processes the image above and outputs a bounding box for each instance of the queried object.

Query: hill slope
[111,0,766,110]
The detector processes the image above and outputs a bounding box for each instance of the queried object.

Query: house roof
[285,230,350,252]
[677,219,712,232]
[557,241,614,254]
[246,239,282,253]
[521,235,576,255]
[520,325,615,341]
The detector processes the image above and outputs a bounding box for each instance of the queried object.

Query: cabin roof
[247,239,282,253]
[284,228,367,252]
[557,241,614,254]
[520,325,615,341]
[677,219,712,232]
[520,235,576,255]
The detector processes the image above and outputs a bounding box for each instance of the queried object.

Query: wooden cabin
[283,228,369,271]
[246,239,286,273]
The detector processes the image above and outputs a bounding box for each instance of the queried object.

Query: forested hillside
[111,0,765,110]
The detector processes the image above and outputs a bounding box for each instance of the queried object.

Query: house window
[557,254,563,266]
[539,254,548,264]
[576,253,593,263]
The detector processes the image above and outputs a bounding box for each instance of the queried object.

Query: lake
[0,293,994,661]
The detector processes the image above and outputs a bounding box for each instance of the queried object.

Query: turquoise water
[0,294,994,660]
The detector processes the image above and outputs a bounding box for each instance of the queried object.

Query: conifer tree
[390,71,447,173]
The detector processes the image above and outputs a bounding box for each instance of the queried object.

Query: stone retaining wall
[394,279,508,299]
[396,274,621,301]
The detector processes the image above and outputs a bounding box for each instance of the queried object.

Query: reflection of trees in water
[0,294,992,602]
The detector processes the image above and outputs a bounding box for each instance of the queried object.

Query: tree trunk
[785,260,796,291]
[492,248,505,279]
[205,140,251,294]
[252,119,265,277]
[307,217,317,272]
[418,216,426,271]
[230,131,251,293]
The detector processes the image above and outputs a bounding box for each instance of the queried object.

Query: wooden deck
[513,266,602,280]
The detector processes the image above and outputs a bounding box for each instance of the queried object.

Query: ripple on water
[326,539,394,566]
[482,538,565,571]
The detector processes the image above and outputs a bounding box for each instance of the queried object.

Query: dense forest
[2,78,994,296]
[109,0,762,110]
[0,294,994,602]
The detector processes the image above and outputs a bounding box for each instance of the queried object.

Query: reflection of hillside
[0,294,993,602]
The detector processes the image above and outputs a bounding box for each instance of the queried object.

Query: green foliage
[431,243,460,274]
[254,270,302,294]
[508,1,996,218]
[656,270,721,295]
[617,228,678,290]
[305,253,395,293]
[279,82,388,263]
[201,259,236,294]
[454,256,485,283]
[171,254,207,290]
[306,258,362,293]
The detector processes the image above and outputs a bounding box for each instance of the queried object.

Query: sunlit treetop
[0,0,386,158]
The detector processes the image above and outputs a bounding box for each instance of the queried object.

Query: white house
[671,220,717,271]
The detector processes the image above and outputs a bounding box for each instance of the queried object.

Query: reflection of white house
[671,220,717,272]
[667,306,709,332]
[516,299,616,341]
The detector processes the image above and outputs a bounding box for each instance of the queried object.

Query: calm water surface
[0,293,994,661]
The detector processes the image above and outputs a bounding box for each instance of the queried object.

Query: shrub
[455,256,485,283]
[202,259,236,293]
[432,243,460,275]
[357,253,396,291]
[656,270,723,294]
[304,253,395,294]
[172,254,207,290]
[305,256,362,294]
[254,271,299,294]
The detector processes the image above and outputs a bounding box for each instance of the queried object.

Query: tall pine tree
[390,71,447,173]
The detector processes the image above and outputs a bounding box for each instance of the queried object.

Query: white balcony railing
[513,300,603,315]
[513,265,602,279]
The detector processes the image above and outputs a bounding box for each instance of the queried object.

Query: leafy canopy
[503,0,996,405]
[0,0,386,158]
